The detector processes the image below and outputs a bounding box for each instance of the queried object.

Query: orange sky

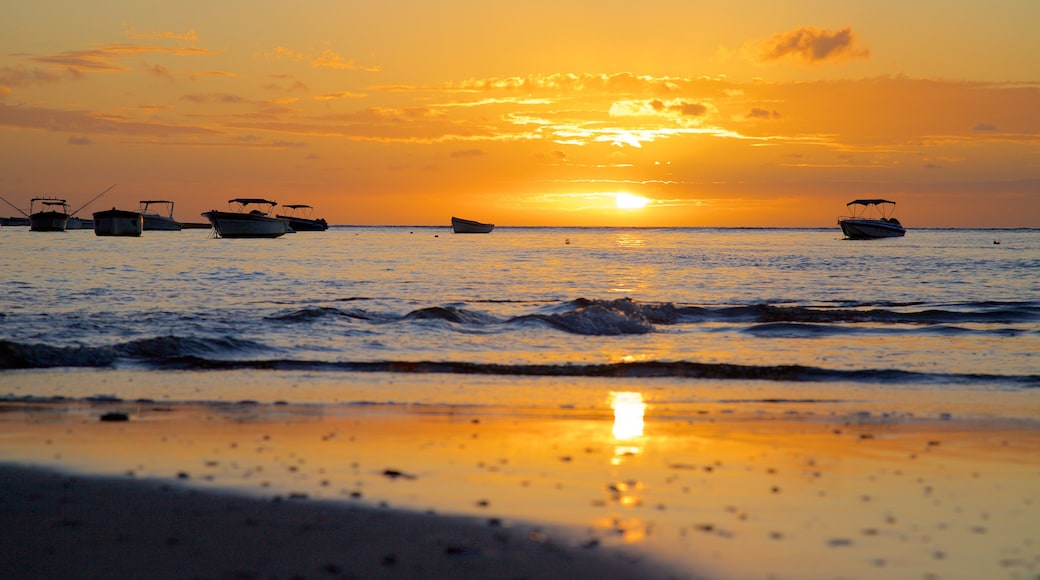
[2,1,1038,226]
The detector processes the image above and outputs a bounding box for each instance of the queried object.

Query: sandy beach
[1,376,1038,579]
[0,464,673,579]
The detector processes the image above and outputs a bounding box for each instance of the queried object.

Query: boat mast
[70,184,117,217]
[0,195,30,217]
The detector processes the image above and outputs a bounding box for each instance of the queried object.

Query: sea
[1,226,1037,399]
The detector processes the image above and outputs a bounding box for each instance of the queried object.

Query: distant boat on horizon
[0,216,30,227]
[451,216,494,234]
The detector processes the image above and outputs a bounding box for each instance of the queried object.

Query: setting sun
[615,193,650,210]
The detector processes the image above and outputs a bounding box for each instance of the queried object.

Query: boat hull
[203,211,289,238]
[278,217,328,231]
[93,209,144,237]
[451,216,494,234]
[29,211,69,232]
[65,217,94,229]
[839,219,905,239]
[143,215,183,231]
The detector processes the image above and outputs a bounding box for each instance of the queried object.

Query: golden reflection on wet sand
[1,382,1037,579]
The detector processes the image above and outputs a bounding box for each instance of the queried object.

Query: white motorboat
[838,199,906,239]
[202,198,290,238]
[276,204,328,231]
[29,197,70,232]
[139,200,183,231]
[451,216,494,234]
[93,208,143,237]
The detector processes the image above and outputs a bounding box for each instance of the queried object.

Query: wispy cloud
[30,44,215,74]
[261,46,379,72]
[123,25,199,45]
[0,65,69,91]
[180,93,250,105]
[755,26,869,64]
[747,108,781,120]
[0,103,221,141]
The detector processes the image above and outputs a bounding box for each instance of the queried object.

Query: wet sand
[0,389,1038,578]
[0,464,669,579]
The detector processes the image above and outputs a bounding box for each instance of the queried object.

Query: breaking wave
[259,298,1039,336]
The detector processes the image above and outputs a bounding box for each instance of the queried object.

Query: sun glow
[615,193,650,209]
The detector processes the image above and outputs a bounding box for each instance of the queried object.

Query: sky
[1,0,1038,227]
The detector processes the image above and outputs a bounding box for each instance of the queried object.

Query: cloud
[144,63,175,81]
[756,26,869,64]
[180,93,250,105]
[748,108,781,120]
[312,49,380,72]
[0,103,219,137]
[450,148,484,158]
[453,72,685,95]
[678,102,707,116]
[261,46,379,72]
[314,91,366,101]
[123,26,199,45]
[0,65,70,94]
[31,44,215,74]
[973,122,998,131]
[610,99,709,118]
[67,135,93,146]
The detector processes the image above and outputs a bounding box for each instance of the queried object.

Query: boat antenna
[70,184,116,217]
[0,195,30,217]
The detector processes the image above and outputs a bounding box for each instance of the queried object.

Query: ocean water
[1,226,1037,394]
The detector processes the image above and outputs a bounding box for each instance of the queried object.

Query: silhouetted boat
[276,204,328,231]
[139,200,183,231]
[66,216,94,229]
[202,198,290,238]
[29,197,70,232]
[838,199,905,239]
[93,208,143,237]
[451,216,494,234]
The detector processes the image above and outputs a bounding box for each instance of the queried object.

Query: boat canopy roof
[847,199,895,207]
[139,200,174,204]
[229,198,277,206]
[282,204,313,209]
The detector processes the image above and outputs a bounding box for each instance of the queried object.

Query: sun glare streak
[615,193,650,209]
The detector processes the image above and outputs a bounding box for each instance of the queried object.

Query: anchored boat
[139,200,183,231]
[93,208,143,237]
[838,199,906,239]
[451,216,494,234]
[276,204,328,231]
[29,198,70,232]
[202,198,290,238]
